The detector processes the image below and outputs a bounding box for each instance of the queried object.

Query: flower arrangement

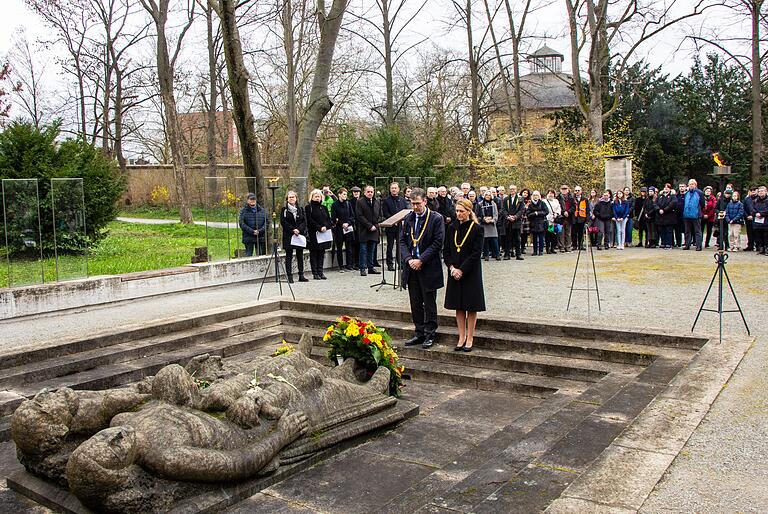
[323,316,404,396]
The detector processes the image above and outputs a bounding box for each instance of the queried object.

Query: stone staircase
[1,298,712,513]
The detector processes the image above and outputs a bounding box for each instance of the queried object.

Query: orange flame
[713,152,725,167]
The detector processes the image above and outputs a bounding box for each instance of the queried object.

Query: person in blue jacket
[725,190,745,251]
[238,193,267,256]
[612,190,631,250]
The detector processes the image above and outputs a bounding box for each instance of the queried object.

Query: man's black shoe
[503,255,511,260]
[368,267,380,274]
[422,335,436,349]
[516,255,524,260]
[404,335,425,347]
[360,269,367,276]
[695,247,702,251]
[387,264,395,272]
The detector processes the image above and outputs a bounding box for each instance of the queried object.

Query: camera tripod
[257,185,295,301]
[691,212,749,343]
[567,222,601,314]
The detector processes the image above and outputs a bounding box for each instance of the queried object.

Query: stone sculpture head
[11,388,79,455]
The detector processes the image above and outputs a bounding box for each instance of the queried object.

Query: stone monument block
[604,156,632,192]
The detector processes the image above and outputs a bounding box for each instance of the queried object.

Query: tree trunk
[292,0,348,179]
[214,0,264,202]
[465,0,480,151]
[751,0,763,181]
[146,1,193,223]
[205,2,218,178]
[113,61,127,174]
[282,0,298,167]
[382,0,394,126]
[483,0,514,139]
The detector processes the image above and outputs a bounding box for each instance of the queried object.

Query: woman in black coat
[655,184,678,249]
[526,191,549,256]
[305,189,333,280]
[280,190,309,283]
[444,198,485,352]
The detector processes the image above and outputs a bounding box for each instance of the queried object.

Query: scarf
[287,202,298,217]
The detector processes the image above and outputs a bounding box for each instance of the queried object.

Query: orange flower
[362,336,370,345]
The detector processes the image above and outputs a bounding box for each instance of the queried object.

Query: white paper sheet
[316,230,334,243]
[343,225,354,234]
[290,234,307,247]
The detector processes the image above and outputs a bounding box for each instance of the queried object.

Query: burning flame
[713,152,726,167]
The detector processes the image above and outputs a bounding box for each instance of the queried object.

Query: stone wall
[124,164,289,207]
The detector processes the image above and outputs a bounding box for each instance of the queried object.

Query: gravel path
[116,216,238,229]
[2,246,767,511]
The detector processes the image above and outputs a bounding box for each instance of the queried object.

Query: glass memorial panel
[51,178,88,281]
[203,177,232,262]
[233,177,258,258]
[374,176,390,202]
[408,177,422,190]
[2,179,44,287]
[424,176,437,190]
[259,177,285,256]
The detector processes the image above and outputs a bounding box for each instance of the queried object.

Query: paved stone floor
[2,246,767,512]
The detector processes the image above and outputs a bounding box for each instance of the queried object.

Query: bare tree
[209,0,264,200]
[565,0,715,144]
[5,29,51,128]
[291,0,349,179]
[140,0,196,223]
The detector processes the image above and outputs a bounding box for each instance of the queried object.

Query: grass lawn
[0,221,238,289]
[119,205,237,223]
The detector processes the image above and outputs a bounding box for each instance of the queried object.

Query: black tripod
[257,184,295,300]
[567,222,601,314]
[691,210,749,342]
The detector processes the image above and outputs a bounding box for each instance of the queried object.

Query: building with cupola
[488,45,579,144]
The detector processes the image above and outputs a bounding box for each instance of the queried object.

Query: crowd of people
[236,181,767,351]
[238,180,768,281]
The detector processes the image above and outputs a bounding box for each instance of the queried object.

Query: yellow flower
[345,323,360,338]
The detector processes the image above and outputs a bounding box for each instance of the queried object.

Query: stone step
[282,325,641,383]
[303,345,586,398]
[401,358,588,398]
[0,300,282,370]
[0,328,284,443]
[278,300,708,350]
[279,312,668,365]
[0,311,283,389]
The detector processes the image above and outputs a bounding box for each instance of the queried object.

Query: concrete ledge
[0,253,327,320]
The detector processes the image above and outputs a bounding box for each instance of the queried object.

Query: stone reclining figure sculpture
[12,343,400,513]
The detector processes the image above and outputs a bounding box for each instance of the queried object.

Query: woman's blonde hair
[454,198,478,224]
[309,188,323,202]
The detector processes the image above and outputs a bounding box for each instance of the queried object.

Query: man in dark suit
[382,182,408,271]
[399,188,445,349]
[503,185,525,260]
[356,185,382,276]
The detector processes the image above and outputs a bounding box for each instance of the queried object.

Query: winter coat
[655,193,678,226]
[503,194,525,230]
[475,200,499,238]
[593,199,613,221]
[544,197,562,224]
[443,220,485,312]
[305,200,333,250]
[399,208,445,291]
[332,199,356,242]
[382,194,408,234]
[436,195,455,224]
[702,194,717,223]
[526,200,549,233]
[558,193,575,223]
[572,195,590,223]
[238,203,268,243]
[612,200,630,220]
[725,200,745,224]
[752,195,768,230]
[681,188,705,219]
[280,204,307,248]
[355,196,381,243]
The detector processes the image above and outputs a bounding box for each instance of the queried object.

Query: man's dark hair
[409,187,426,200]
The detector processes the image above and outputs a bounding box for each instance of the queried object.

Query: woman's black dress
[443,220,486,312]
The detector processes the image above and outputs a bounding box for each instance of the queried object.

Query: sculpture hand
[277,411,309,441]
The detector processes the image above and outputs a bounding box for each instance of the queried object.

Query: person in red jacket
[701,186,717,248]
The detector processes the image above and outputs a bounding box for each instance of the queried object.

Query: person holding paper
[356,185,381,276]
[753,185,768,254]
[306,189,333,280]
[400,188,445,350]
[280,191,309,283]
[332,188,356,271]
